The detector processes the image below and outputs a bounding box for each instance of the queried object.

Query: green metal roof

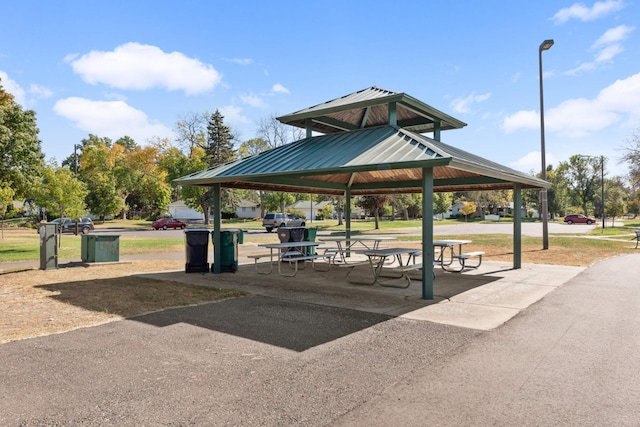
[174,125,549,195]
[276,86,467,135]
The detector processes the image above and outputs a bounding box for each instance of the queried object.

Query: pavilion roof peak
[277,86,466,135]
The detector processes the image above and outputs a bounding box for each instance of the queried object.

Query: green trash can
[81,234,120,263]
[303,227,317,255]
[237,228,247,244]
[212,229,238,273]
[185,229,210,273]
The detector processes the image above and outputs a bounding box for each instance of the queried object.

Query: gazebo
[174,87,550,300]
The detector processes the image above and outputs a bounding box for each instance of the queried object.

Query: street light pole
[600,155,605,230]
[539,39,554,250]
[74,144,79,175]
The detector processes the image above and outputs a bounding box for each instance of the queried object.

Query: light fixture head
[540,39,554,51]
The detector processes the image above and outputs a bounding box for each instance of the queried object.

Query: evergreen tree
[200,110,238,222]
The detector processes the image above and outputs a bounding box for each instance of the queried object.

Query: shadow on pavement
[132,295,393,352]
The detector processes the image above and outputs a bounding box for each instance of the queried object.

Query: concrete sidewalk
[147,258,585,331]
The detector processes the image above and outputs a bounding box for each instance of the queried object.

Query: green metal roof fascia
[448,158,551,189]
[349,180,424,191]
[175,156,453,187]
[434,176,507,187]
[172,158,244,184]
[241,176,347,191]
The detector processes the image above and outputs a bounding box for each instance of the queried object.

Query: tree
[627,199,639,218]
[0,80,45,199]
[175,112,207,152]
[622,127,640,193]
[433,192,453,219]
[199,110,238,223]
[557,155,604,216]
[78,139,123,219]
[0,182,15,239]
[237,137,270,158]
[33,164,88,242]
[257,114,303,149]
[604,177,627,226]
[84,173,123,221]
[392,194,418,220]
[264,192,295,213]
[237,137,271,216]
[356,195,393,229]
[460,201,477,222]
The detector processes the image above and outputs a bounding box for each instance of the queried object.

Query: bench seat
[444,251,485,272]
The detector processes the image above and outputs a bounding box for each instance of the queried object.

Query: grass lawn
[1,217,638,265]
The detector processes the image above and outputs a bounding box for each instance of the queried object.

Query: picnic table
[253,241,333,277]
[319,236,396,264]
[433,239,484,272]
[342,247,423,289]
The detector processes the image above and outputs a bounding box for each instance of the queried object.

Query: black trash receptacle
[184,229,210,273]
[289,227,305,242]
[277,227,290,244]
[211,229,239,273]
[303,227,317,255]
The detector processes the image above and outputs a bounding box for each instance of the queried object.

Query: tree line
[1,80,639,227]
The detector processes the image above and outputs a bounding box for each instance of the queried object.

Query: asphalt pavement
[1,249,639,425]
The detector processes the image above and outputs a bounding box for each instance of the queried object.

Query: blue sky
[1,0,638,177]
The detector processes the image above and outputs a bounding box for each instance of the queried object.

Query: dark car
[152,218,187,230]
[564,214,595,224]
[51,217,95,234]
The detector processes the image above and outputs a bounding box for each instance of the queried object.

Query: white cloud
[502,72,640,136]
[0,71,26,105]
[240,93,266,108]
[28,84,53,99]
[53,97,172,143]
[67,42,222,95]
[502,110,539,133]
[450,92,491,114]
[551,0,624,24]
[225,58,253,65]
[272,83,290,94]
[594,44,624,62]
[0,71,53,106]
[219,105,250,125]
[510,151,559,174]
[592,24,635,48]
[566,25,633,75]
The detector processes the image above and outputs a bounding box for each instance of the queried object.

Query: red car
[152,218,187,230]
[563,214,595,224]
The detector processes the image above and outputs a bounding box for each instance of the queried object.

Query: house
[236,200,260,219]
[167,200,204,220]
[287,200,332,220]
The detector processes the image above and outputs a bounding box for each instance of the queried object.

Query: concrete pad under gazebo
[175,86,550,300]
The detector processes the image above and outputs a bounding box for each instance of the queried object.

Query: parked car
[152,218,187,230]
[261,213,305,232]
[564,214,595,224]
[51,217,95,234]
